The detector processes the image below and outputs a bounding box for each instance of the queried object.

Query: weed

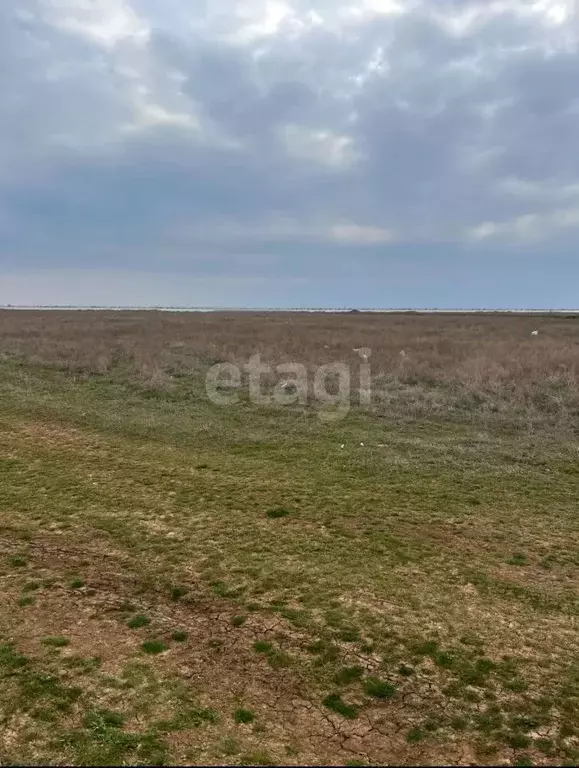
[333,665,364,685]
[266,507,291,519]
[84,709,126,729]
[507,553,529,566]
[141,640,167,655]
[231,615,247,627]
[220,737,240,756]
[406,726,425,743]
[234,708,255,724]
[127,614,150,629]
[253,640,273,653]
[170,586,188,601]
[18,595,34,607]
[363,677,396,699]
[171,630,188,642]
[322,694,358,719]
[41,636,70,648]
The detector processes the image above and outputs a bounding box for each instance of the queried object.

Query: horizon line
[1,305,579,314]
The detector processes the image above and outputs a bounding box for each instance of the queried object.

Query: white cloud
[49,0,149,48]
[280,125,358,168]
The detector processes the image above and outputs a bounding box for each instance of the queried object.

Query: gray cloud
[1,0,578,305]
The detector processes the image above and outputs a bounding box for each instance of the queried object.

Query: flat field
[0,310,577,766]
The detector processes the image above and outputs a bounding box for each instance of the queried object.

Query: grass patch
[141,640,167,655]
[171,630,188,642]
[231,615,247,627]
[8,555,27,568]
[322,693,358,719]
[253,640,273,653]
[83,709,126,729]
[506,553,529,566]
[127,614,150,629]
[41,636,70,649]
[333,665,364,685]
[234,708,255,724]
[363,677,396,699]
[266,507,291,519]
[170,586,188,601]
[18,595,35,607]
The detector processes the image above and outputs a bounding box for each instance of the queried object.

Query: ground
[0,311,577,766]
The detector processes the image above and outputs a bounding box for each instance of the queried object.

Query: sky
[1,0,578,308]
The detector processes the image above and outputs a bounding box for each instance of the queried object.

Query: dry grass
[1,309,579,429]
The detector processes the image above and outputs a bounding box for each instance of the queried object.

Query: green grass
[266,507,291,519]
[18,595,35,607]
[506,552,529,566]
[253,640,273,653]
[127,614,150,629]
[322,693,358,719]
[233,708,255,724]
[42,637,70,649]
[0,345,578,765]
[333,665,364,685]
[141,640,168,655]
[363,677,396,699]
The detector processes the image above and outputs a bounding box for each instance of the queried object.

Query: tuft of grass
[42,636,70,648]
[171,630,188,642]
[506,552,528,566]
[170,586,188,601]
[506,732,531,749]
[18,595,34,607]
[69,578,85,589]
[253,640,273,653]
[22,581,40,593]
[127,614,150,629]
[8,555,27,568]
[0,643,29,671]
[363,677,396,699]
[407,726,425,743]
[398,664,414,676]
[234,708,255,724]
[84,709,126,729]
[231,615,247,627]
[219,737,240,756]
[333,665,364,685]
[266,507,291,519]
[266,650,291,669]
[322,693,358,719]
[141,640,167,655]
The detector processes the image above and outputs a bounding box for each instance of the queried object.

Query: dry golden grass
[1,309,578,429]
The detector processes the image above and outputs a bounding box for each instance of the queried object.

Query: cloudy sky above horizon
[1,0,578,308]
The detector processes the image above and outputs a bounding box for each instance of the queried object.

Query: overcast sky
[1,0,578,308]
